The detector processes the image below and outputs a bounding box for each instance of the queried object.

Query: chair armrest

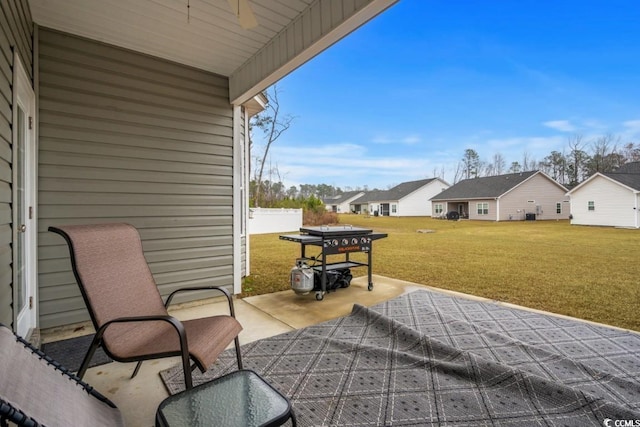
[164,286,237,318]
[90,315,193,389]
[96,315,187,343]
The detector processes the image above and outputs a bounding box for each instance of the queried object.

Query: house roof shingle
[351,178,442,203]
[602,172,640,191]
[614,162,640,174]
[323,191,364,205]
[352,190,389,204]
[431,171,538,201]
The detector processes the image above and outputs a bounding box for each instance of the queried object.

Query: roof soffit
[29,0,399,103]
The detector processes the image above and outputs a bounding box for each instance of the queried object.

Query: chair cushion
[103,316,242,370]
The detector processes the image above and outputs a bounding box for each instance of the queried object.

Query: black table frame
[280,230,387,300]
[155,369,296,427]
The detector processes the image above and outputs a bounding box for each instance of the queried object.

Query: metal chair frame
[49,225,243,390]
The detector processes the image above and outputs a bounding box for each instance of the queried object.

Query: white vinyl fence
[248,208,302,235]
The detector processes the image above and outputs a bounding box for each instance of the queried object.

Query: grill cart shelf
[279,226,388,301]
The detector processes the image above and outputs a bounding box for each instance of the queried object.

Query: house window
[434,204,444,215]
[556,203,562,214]
[392,204,397,213]
[476,202,489,215]
[588,201,595,211]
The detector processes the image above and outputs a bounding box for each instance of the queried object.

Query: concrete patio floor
[40,275,629,427]
[39,275,422,426]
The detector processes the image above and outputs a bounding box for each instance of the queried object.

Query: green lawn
[243,215,640,332]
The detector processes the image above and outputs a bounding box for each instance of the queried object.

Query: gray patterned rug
[160,290,640,426]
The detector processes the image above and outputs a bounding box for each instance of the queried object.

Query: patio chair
[49,223,243,390]
[0,323,125,427]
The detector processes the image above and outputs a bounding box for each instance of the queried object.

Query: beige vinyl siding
[0,0,32,328]
[37,28,235,329]
[468,200,496,221]
[499,173,568,221]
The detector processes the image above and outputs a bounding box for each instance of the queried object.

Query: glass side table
[156,369,297,427]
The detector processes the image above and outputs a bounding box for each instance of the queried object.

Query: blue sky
[256,0,640,190]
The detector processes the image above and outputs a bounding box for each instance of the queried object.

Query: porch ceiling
[29,0,397,103]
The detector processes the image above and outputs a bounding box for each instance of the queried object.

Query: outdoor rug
[41,334,112,373]
[161,289,640,426]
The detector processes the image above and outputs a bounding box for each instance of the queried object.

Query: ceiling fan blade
[226,0,258,29]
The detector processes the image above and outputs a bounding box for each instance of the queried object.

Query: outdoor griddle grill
[280,226,388,300]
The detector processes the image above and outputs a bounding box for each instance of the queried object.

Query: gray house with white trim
[1,0,399,340]
[430,171,569,221]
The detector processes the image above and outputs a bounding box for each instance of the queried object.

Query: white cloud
[371,134,422,145]
[542,120,576,132]
[270,142,436,189]
[272,143,369,159]
[623,119,640,130]
[618,119,640,141]
[485,136,565,159]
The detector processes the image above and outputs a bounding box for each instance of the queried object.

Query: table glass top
[158,370,290,427]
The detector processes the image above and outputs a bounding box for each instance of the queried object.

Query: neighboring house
[323,191,365,213]
[351,178,450,217]
[349,190,388,215]
[430,171,569,221]
[1,0,399,339]
[566,162,640,228]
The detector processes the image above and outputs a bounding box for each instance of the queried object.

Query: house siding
[469,200,497,221]
[37,28,236,328]
[335,193,365,214]
[0,0,33,328]
[335,201,351,213]
[391,180,448,217]
[569,176,638,228]
[499,174,568,221]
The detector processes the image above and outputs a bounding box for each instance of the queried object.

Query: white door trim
[13,52,38,337]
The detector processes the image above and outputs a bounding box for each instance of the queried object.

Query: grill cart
[280,225,388,301]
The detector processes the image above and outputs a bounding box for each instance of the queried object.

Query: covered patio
[3,2,640,426]
[39,275,409,425]
[39,275,640,426]
[1,0,398,345]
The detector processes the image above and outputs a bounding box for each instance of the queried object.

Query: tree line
[250,86,383,208]
[250,133,640,207]
[250,86,639,205]
[249,181,349,208]
[453,134,640,187]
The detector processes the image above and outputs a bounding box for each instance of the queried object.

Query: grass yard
[243,215,640,332]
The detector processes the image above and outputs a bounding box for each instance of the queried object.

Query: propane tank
[290,258,314,294]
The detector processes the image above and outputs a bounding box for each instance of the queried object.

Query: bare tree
[462,148,481,179]
[566,134,589,187]
[484,153,505,176]
[622,142,640,163]
[250,85,295,207]
[522,151,537,171]
[452,161,465,183]
[543,150,567,184]
[587,133,622,174]
[509,161,521,173]
[492,153,506,175]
